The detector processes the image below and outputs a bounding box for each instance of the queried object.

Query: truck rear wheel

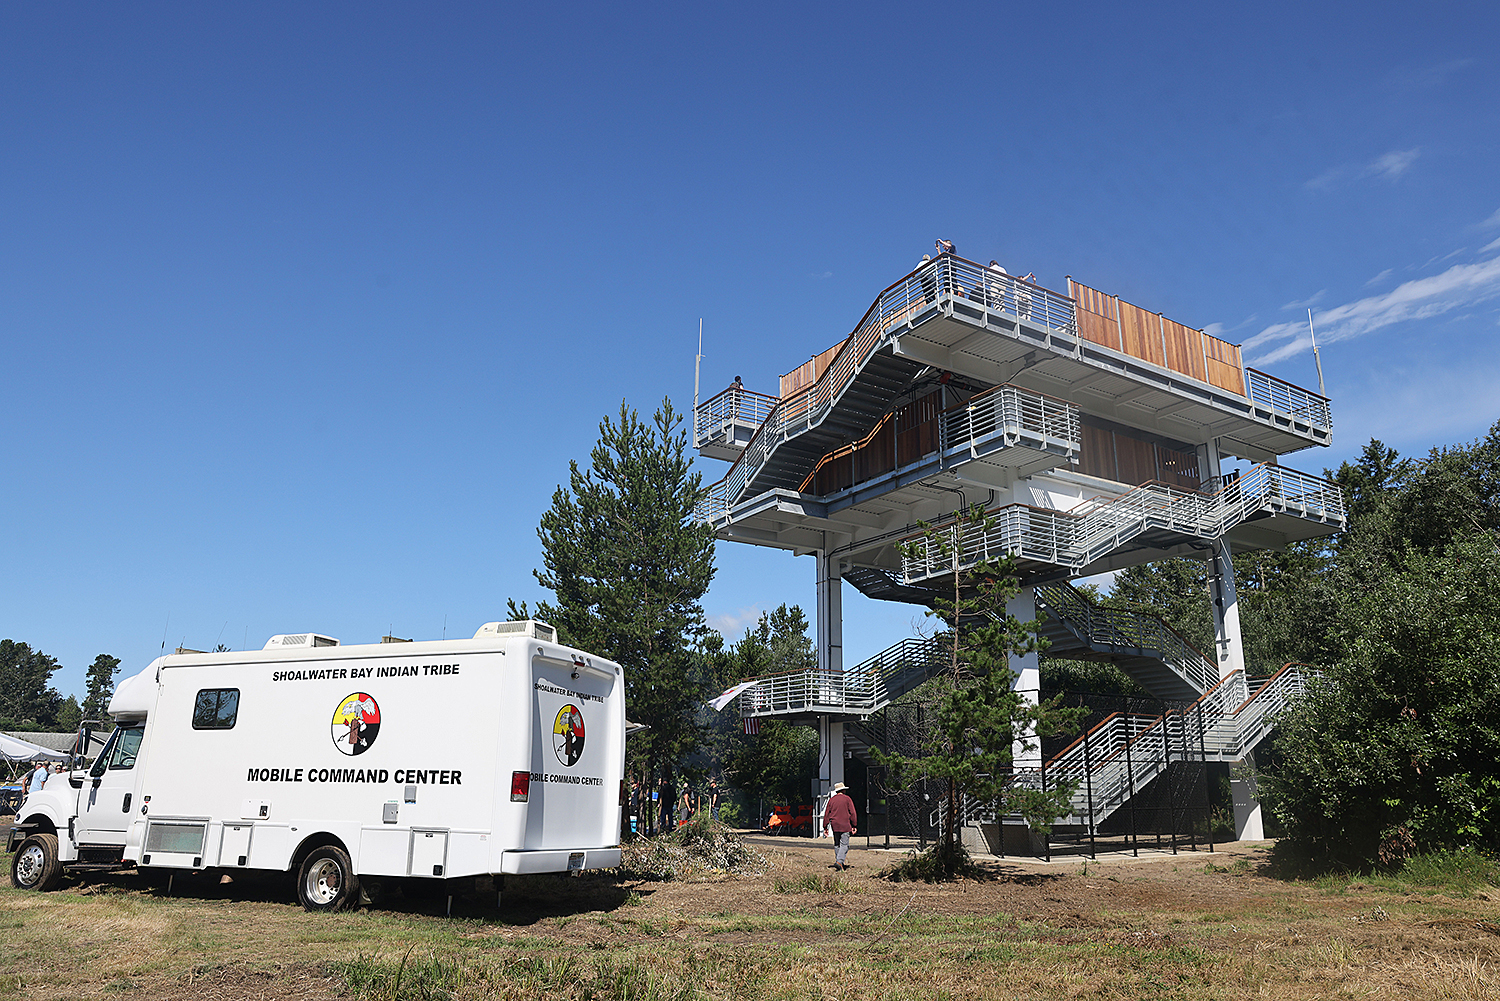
[296,846,359,912]
[11,834,62,891]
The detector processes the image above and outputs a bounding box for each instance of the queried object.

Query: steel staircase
[738,635,952,718]
[696,259,1081,521]
[1034,581,1215,700]
[930,663,1315,834]
[738,577,1218,716]
[901,462,1346,583]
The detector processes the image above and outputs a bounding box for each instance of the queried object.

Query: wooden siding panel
[1115,435,1157,485]
[1069,280,1118,320]
[1118,302,1165,367]
[1203,335,1245,396]
[1155,444,1201,489]
[853,420,895,484]
[780,339,847,397]
[895,391,941,466]
[1079,425,1117,480]
[1077,308,1121,350]
[1161,318,1206,382]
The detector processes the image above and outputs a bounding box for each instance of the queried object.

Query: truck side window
[192,689,240,730]
[109,727,144,769]
[89,725,144,777]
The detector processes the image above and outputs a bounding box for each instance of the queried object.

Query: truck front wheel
[11,834,62,891]
[296,846,359,913]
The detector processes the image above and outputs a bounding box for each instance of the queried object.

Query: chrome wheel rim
[14,844,44,887]
[303,858,342,905]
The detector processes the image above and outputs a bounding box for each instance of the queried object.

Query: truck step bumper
[499,848,621,874]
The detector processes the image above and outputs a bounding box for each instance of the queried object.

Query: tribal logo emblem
[553,704,585,767]
[331,693,381,756]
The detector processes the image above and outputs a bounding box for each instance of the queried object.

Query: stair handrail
[705,258,1078,515]
[737,633,953,717]
[1034,581,1217,695]
[694,382,779,448]
[901,462,1346,583]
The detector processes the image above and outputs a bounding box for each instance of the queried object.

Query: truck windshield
[88,725,144,778]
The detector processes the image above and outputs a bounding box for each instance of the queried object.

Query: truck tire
[296,845,359,913]
[11,833,63,891]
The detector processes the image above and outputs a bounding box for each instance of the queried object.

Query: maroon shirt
[824,791,858,833]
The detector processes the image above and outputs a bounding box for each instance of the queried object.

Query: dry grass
[3,841,1500,1000]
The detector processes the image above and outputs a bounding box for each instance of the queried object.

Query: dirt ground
[4,833,1500,1000]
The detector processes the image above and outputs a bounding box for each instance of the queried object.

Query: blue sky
[4,2,1498,701]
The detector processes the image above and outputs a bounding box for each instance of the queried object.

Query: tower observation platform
[695,254,1344,850]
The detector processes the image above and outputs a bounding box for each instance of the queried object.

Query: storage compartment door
[218,823,253,867]
[409,830,448,878]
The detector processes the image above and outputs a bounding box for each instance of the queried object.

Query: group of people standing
[917,239,1037,317]
[18,760,63,797]
[625,774,722,836]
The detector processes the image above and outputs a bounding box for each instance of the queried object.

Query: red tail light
[510,770,531,802]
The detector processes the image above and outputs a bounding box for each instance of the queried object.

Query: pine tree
[82,654,121,725]
[0,640,63,728]
[514,398,716,830]
[877,504,1086,875]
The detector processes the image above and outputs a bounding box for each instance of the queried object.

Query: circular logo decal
[331,693,381,756]
[553,704,585,767]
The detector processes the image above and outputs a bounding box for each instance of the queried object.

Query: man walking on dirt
[823,782,858,870]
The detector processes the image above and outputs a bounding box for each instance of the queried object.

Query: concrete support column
[1231,754,1265,841]
[1198,440,1246,681]
[814,716,846,835]
[1208,538,1245,680]
[1008,586,1041,769]
[816,549,843,675]
[814,546,844,834]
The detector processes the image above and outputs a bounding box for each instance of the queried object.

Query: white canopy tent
[0,732,68,764]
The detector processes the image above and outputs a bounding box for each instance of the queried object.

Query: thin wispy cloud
[1281,290,1326,310]
[1305,147,1421,191]
[1365,268,1393,287]
[707,605,762,637]
[1244,255,1500,365]
[1387,58,1475,93]
[1479,208,1500,230]
[1367,148,1420,181]
[1202,315,1258,339]
[1483,236,1500,254]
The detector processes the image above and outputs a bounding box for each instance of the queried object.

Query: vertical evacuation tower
[694,255,1342,852]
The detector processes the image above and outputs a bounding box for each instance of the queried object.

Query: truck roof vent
[263,633,341,650]
[473,620,556,643]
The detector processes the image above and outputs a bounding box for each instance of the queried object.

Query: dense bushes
[1266,535,1500,866]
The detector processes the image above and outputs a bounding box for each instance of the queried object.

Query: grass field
[3,836,1500,1000]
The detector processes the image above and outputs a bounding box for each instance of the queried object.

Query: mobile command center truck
[8,620,625,911]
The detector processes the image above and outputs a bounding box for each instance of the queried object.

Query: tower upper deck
[696,256,1330,516]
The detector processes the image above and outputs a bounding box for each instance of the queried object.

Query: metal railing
[1034,581,1217,695]
[901,462,1346,583]
[939,383,1082,456]
[1037,663,1316,826]
[696,260,1334,527]
[700,257,1078,517]
[1246,368,1333,429]
[738,635,951,718]
[693,383,778,449]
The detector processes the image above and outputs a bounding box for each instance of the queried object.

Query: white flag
[707,680,761,712]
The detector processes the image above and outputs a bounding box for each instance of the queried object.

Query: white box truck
[8,620,625,911]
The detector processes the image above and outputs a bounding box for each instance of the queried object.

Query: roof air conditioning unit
[473,620,556,643]
[263,633,340,650]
